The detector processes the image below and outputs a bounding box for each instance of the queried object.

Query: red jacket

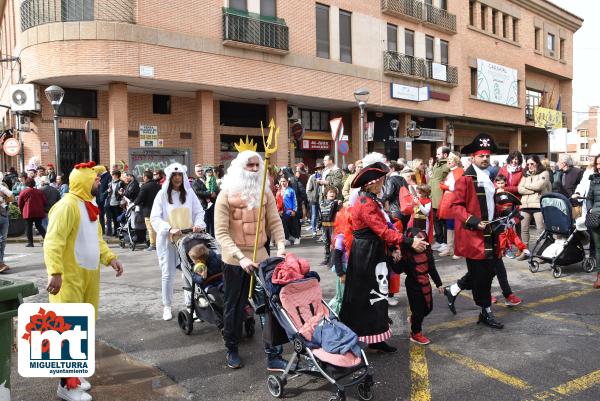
[451,167,496,260]
[497,165,523,198]
[18,187,47,219]
[352,193,412,247]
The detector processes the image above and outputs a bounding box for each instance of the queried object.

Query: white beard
[222,169,264,209]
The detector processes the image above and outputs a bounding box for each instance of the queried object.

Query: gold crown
[234,135,257,153]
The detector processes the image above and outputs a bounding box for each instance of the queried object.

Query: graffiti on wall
[128,148,191,178]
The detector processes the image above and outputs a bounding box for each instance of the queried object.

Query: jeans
[310,203,319,233]
[41,216,49,231]
[0,215,8,263]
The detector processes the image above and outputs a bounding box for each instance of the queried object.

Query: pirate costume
[339,161,413,352]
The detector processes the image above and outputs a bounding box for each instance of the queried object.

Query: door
[59,129,100,177]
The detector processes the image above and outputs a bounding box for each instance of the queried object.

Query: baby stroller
[528,193,595,278]
[118,199,148,251]
[256,257,373,401]
[175,231,255,337]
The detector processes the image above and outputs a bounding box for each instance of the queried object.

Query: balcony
[222,8,289,54]
[20,0,135,32]
[383,51,458,86]
[525,102,568,127]
[381,0,456,34]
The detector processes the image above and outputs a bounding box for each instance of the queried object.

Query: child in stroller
[176,232,255,336]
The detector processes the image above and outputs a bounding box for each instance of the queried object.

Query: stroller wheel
[329,390,346,401]
[245,318,255,338]
[177,310,194,335]
[529,261,540,273]
[552,266,562,279]
[357,382,374,401]
[267,375,284,398]
[583,257,596,273]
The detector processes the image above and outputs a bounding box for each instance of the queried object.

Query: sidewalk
[7,235,122,244]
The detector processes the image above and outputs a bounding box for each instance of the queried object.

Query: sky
[547,0,600,128]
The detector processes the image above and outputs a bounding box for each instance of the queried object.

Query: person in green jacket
[430,146,451,252]
[317,155,344,202]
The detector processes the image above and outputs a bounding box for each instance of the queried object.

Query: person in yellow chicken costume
[44,161,124,401]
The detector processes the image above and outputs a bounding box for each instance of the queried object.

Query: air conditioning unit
[10,84,40,112]
[287,105,300,121]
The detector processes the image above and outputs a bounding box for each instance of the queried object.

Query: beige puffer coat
[518,170,551,209]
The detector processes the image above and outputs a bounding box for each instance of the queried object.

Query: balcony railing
[384,51,458,85]
[382,0,456,33]
[223,8,289,53]
[20,0,135,31]
[418,128,445,142]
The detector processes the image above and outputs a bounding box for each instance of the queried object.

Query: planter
[8,218,26,237]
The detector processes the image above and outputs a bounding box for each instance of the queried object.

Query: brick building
[0,0,583,175]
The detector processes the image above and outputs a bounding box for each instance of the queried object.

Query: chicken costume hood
[44,161,116,314]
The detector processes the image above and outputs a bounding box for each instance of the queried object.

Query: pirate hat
[494,191,521,207]
[461,133,498,155]
[351,162,389,188]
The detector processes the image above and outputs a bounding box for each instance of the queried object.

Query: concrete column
[486,8,493,33]
[108,82,128,169]
[433,38,441,63]
[473,1,481,28]
[398,113,412,160]
[509,128,522,152]
[330,6,340,61]
[268,99,289,166]
[194,91,217,165]
[414,31,426,59]
[506,16,514,41]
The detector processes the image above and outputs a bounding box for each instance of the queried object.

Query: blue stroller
[528,193,595,278]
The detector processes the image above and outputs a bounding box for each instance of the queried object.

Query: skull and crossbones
[480,138,490,148]
[370,263,389,305]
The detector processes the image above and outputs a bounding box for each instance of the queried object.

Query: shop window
[153,95,171,115]
[58,89,97,118]
[300,109,330,131]
[387,24,397,52]
[220,101,268,128]
[339,10,352,63]
[316,3,330,58]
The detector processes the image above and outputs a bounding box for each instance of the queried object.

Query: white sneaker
[57,384,92,401]
[78,378,91,391]
[284,240,292,246]
[431,242,442,251]
[162,306,172,321]
[387,297,399,306]
[439,247,453,257]
[452,255,461,260]
[293,238,301,245]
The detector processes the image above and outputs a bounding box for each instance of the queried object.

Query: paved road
[7,229,600,401]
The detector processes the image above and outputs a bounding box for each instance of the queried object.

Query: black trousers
[25,218,46,244]
[433,209,447,244]
[222,263,251,351]
[457,258,499,308]
[406,275,432,334]
[109,205,121,235]
[282,214,299,240]
[323,225,333,262]
[99,206,106,235]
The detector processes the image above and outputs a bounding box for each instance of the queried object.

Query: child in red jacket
[494,175,530,259]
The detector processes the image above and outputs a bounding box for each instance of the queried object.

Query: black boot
[443,286,457,315]
[368,341,397,353]
[477,309,504,329]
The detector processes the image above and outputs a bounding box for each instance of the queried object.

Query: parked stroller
[175,231,255,336]
[528,193,595,278]
[256,256,373,401]
[117,198,148,251]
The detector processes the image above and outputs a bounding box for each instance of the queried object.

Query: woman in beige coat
[518,155,552,258]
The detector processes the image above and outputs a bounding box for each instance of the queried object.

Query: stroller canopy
[540,193,573,235]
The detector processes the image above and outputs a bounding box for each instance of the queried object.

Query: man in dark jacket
[97,168,111,235]
[556,154,584,200]
[39,176,61,230]
[122,172,140,202]
[383,161,408,225]
[191,164,216,235]
[134,170,162,251]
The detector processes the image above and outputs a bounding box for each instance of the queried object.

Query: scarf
[473,164,495,221]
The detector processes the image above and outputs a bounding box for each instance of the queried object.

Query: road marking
[409,343,431,401]
[552,369,600,395]
[518,288,595,310]
[429,345,533,391]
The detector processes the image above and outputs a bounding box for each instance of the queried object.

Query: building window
[58,89,97,118]
[581,143,589,150]
[153,95,171,115]
[405,29,414,57]
[425,35,434,61]
[229,0,247,11]
[470,68,477,96]
[469,1,475,26]
[339,10,352,63]
[525,89,543,121]
[547,33,555,51]
[492,10,497,35]
[316,4,330,58]
[220,101,268,128]
[260,0,276,17]
[480,5,487,30]
[387,24,397,52]
[62,0,93,21]
[502,14,508,38]
[300,109,330,131]
[513,18,518,42]
[560,38,565,60]
[439,0,447,11]
[440,40,449,64]
[535,27,541,51]
[580,130,589,138]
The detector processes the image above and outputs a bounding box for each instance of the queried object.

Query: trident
[249,119,279,298]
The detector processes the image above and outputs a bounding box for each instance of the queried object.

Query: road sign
[329,118,343,142]
[338,140,349,156]
[3,138,20,156]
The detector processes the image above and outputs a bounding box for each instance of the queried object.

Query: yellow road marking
[519,288,595,310]
[552,369,600,395]
[429,345,533,391]
[409,343,431,401]
[525,311,600,334]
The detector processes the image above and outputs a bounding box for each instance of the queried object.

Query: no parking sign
[338,140,349,156]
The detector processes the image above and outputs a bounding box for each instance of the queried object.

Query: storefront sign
[534,106,563,129]
[3,138,20,156]
[301,140,331,151]
[476,59,518,106]
[139,125,158,147]
[431,63,447,81]
[390,83,429,102]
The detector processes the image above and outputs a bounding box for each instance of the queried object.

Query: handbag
[585,211,600,230]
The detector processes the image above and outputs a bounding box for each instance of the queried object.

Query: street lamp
[389,119,400,142]
[544,121,554,160]
[45,85,65,175]
[354,88,369,158]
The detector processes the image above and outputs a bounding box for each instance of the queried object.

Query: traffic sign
[338,140,349,156]
[329,117,344,142]
[3,138,20,156]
